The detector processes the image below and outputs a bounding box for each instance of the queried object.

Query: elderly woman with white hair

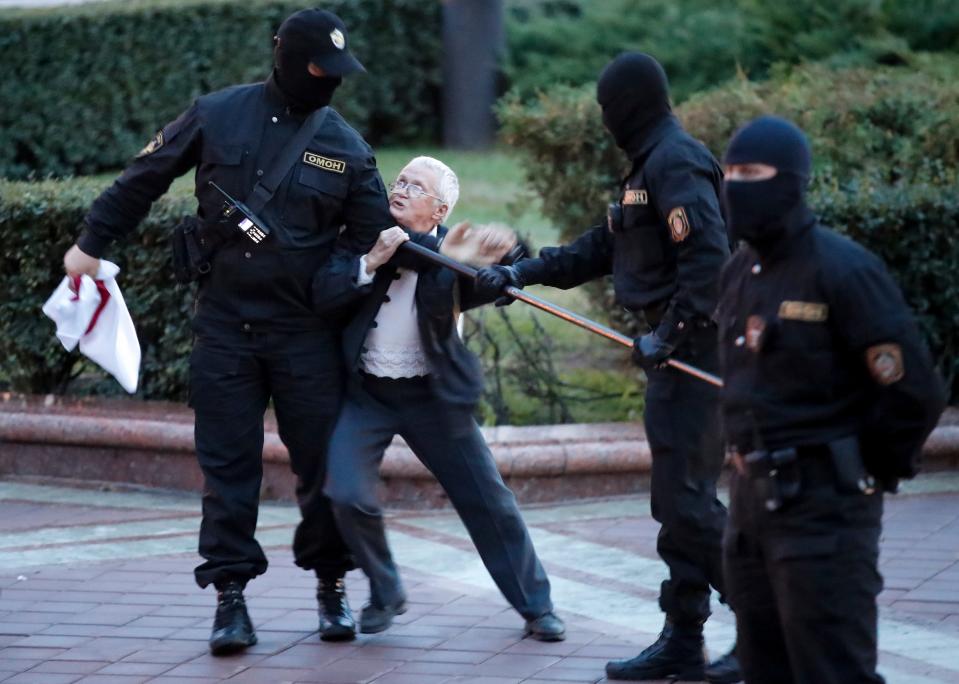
[312,155,565,642]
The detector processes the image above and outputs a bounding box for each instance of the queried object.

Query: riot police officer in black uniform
[63,9,391,654]
[717,116,946,684]
[477,52,740,683]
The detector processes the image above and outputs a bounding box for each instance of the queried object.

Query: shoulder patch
[623,189,648,205]
[865,343,904,385]
[667,207,690,242]
[778,301,829,322]
[304,152,346,174]
[136,130,164,158]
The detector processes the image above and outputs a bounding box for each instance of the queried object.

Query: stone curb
[0,411,652,479]
[1,396,955,507]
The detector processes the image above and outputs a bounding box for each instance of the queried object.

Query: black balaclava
[273,42,342,111]
[596,52,672,158]
[722,116,814,255]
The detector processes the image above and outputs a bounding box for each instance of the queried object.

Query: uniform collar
[755,207,818,266]
[628,115,682,162]
[264,71,312,116]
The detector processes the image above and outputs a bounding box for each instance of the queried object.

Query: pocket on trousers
[188,345,241,410]
[286,354,342,407]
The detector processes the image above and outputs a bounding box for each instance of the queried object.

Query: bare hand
[440,221,517,267]
[365,226,410,273]
[63,244,100,279]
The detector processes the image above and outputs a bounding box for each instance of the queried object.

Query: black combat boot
[317,576,356,641]
[209,581,257,656]
[606,619,706,681]
[705,642,742,683]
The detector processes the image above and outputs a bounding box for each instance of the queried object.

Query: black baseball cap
[276,8,365,77]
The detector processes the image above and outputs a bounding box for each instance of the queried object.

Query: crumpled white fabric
[42,260,141,393]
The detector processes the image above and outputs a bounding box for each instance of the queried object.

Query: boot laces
[213,585,247,630]
[318,578,347,614]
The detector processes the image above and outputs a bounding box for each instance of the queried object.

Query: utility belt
[638,302,715,335]
[735,435,876,512]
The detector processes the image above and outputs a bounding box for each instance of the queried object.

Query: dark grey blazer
[312,226,492,409]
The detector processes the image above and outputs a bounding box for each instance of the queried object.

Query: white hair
[408,155,459,220]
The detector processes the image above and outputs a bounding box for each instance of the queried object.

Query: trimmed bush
[504,0,746,103]
[503,0,959,104]
[678,56,959,176]
[499,58,959,399]
[0,0,441,179]
[0,176,196,398]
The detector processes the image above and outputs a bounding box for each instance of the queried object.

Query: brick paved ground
[1,474,958,683]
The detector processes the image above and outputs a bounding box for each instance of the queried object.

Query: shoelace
[213,589,247,630]
[318,580,347,612]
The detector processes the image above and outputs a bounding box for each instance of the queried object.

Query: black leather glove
[475,264,525,306]
[631,332,675,370]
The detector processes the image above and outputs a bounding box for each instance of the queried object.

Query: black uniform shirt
[79,75,392,333]
[520,116,729,344]
[717,217,944,479]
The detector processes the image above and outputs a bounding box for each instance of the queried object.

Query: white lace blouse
[358,264,431,378]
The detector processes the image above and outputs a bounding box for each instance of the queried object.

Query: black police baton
[398,241,723,388]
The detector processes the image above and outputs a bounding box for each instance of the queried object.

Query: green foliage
[0,176,196,398]
[498,85,626,243]
[678,56,959,177]
[504,0,745,103]
[466,305,642,426]
[0,0,441,180]
[503,0,959,103]
[737,0,903,71]
[499,58,959,399]
[883,0,959,52]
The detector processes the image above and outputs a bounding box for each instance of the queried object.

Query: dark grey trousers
[323,372,553,620]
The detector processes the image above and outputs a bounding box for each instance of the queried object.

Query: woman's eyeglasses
[388,180,444,202]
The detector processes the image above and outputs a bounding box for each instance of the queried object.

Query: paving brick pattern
[1,475,959,683]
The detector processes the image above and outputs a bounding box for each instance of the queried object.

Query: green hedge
[504,0,745,103]
[0,177,196,398]
[499,58,959,399]
[503,0,959,104]
[0,0,441,180]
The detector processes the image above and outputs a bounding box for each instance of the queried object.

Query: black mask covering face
[723,172,806,249]
[722,116,814,255]
[274,44,342,111]
[596,52,672,158]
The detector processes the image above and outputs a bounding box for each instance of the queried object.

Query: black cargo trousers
[724,451,885,684]
[643,323,728,626]
[189,325,353,589]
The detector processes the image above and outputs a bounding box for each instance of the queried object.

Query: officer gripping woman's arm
[60,8,407,655]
